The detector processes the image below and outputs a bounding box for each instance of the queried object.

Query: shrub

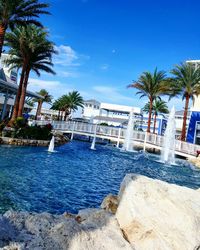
[99,122,109,126]
[13,117,27,129]
[14,125,52,140]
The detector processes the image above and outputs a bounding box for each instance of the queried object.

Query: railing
[32,120,200,157]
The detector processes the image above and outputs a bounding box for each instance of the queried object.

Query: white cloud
[54,45,79,67]
[28,78,74,99]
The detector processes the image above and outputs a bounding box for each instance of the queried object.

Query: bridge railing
[33,120,200,156]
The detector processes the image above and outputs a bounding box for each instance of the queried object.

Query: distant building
[82,99,100,122]
[82,100,167,135]
[185,60,200,144]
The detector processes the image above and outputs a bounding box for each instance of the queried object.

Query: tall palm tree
[52,91,84,121]
[170,63,200,141]
[5,25,56,122]
[0,0,49,57]
[33,89,52,120]
[128,68,169,133]
[143,99,169,134]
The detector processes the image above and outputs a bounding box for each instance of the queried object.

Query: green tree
[0,0,49,57]
[170,63,200,141]
[128,68,169,133]
[33,89,52,120]
[5,25,56,122]
[143,99,169,134]
[52,91,84,121]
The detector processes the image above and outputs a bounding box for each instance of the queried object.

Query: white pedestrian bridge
[35,120,200,159]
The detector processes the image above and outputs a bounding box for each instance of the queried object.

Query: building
[0,54,42,121]
[184,60,200,144]
[82,100,167,135]
[82,99,100,122]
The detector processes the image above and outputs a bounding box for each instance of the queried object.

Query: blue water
[0,141,200,214]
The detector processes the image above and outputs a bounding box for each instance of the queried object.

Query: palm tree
[52,91,84,121]
[128,68,169,133]
[0,0,49,57]
[143,99,169,134]
[5,25,56,122]
[33,89,52,120]
[170,63,200,141]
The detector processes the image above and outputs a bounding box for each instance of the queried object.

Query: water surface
[0,141,199,214]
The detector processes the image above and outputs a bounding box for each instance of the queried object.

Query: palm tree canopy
[52,91,84,112]
[170,63,200,101]
[0,0,49,29]
[33,89,52,104]
[128,68,169,101]
[4,25,56,75]
[143,99,169,116]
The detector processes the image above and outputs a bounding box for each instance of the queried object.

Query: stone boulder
[1,209,132,250]
[116,174,200,250]
[101,194,119,213]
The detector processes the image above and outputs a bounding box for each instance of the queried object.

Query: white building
[1,54,18,84]
[82,99,100,121]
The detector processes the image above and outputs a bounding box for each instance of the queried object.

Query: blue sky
[28,0,200,110]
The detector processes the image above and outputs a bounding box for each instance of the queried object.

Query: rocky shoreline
[0,174,200,250]
[0,133,69,147]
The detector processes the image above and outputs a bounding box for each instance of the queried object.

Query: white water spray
[161,106,176,165]
[90,136,96,150]
[48,136,55,152]
[123,108,135,151]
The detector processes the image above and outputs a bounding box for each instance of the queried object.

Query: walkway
[35,120,200,158]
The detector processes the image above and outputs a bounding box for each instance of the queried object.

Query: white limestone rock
[1,209,133,250]
[116,174,200,250]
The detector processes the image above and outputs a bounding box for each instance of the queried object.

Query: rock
[1,210,132,250]
[188,157,200,168]
[116,174,200,250]
[101,194,119,213]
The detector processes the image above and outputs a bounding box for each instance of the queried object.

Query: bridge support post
[143,132,147,152]
[116,128,121,148]
[71,121,76,140]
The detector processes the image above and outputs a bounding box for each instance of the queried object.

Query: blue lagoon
[0,141,200,214]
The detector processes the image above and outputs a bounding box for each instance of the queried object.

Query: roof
[84,99,100,105]
[0,96,32,108]
[0,69,42,99]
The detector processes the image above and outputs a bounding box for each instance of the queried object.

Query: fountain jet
[48,136,55,152]
[123,108,135,151]
[161,106,176,165]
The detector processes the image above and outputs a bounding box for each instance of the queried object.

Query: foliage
[13,117,27,129]
[128,68,169,133]
[51,91,84,120]
[14,124,52,140]
[33,89,52,104]
[0,0,49,30]
[0,0,50,56]
[5,25,56,119]
[143,99,169,116]
[170,63,200,140]
[99,122,109,126]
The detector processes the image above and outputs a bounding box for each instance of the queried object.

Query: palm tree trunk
[35,101,43,120]
[57,110,61,121]
[181,95,190,141]
[18,69,30,117]
[147,97,153,133]
[153,113,157,134]
[10,66,26,122]
[0,24,6,58]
